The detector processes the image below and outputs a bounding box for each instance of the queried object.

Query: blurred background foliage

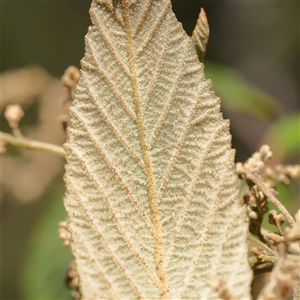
[1,0,299,299]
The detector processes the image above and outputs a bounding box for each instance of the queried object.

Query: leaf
[203,62,283,122]
[64,0,252,298]
[191,8,209,63]
[261,112,300,162]
[20,188,72,299]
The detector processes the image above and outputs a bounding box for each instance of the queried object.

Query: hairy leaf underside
[64,0,252,298]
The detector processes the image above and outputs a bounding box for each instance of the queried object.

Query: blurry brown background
[1,0,299,299]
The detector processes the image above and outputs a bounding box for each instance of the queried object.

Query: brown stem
[245,172,295,228]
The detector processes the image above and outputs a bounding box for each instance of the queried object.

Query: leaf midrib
[121,1,169,298]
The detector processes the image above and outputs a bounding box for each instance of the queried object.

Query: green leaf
[64,0,252,298]
[204,61,283,122]
[20,188,72,300]
[262,111,300,161]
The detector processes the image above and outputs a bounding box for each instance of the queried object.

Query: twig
[260,255,278,262]
[246,172,300,253]
[257,247,300,300]
[1,131,65,157]
[245,172,295,228]
[248,234,278,257]
[12,127,24,139]
[248,255,278,268]
[248,256,258,267]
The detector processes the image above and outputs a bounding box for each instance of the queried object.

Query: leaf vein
[175,149,231,298]
[69,147,159,285]
[68,178,145,298]
[132,0,152,37]
[94,0,124,27]
[70,109,153,230]
[165,122,230,267]
[71,226,121,299]
[84,40,137,122]
[157,80,203,201]
[90,7,131,77]
[200,210,240,299]
[122,2,169,296]
[149,39,189,148]
[142,16,171,111]
[136,1,171,57]
[83,76,145,169]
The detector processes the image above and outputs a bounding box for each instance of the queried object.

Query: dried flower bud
[242,194,250,205]
[58,220,72,247]
[259,144,272,161]
[214,278,239,300]
[65,260,81,300]
[283,213,300,244]
[4,104,24,129]
[256,161,265,170]
[247,197,256,209]
[286,165,300,179]
[247,157,256,167]
[235,162,244,175]
[268,210,277,226]
[62,66,80,89]
[252,152,261,160]
[249,211,258,220]
[264,167,273,177]
[71,290,81,300]
[269,210,284,224]
[266,232,283,245]
[276,214,285,226]
[250,246,267,260]
[58,114,69,132]
[284,226,300,243]
[278,173,290,185]
[259,254,300,300]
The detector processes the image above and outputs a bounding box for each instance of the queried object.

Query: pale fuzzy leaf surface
[64,0,252,298]
[192,8,209,63]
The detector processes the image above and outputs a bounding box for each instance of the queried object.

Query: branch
[245,172,295,228]
[248,255,278,269]
[1,131,65,157]
[257,245,300,300]
[248,234,278,257]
